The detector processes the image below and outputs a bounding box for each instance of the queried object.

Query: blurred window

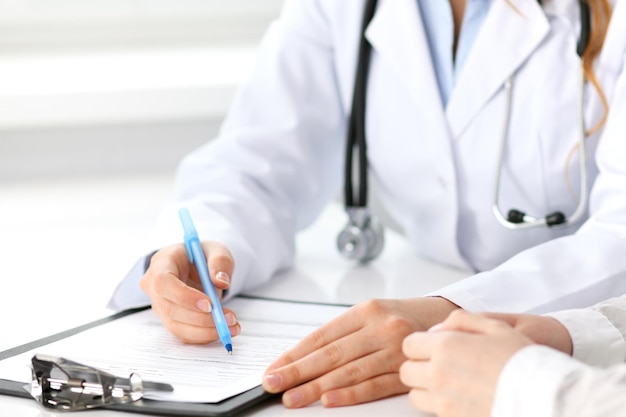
[0,0,284,52]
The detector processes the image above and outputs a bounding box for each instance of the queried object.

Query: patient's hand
[400,310,533,417]
[483,311,573,355]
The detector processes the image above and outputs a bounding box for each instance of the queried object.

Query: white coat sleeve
[430,5,626,315]
[492,345,626,417]
[107,0,351,310]
[545,295,626,367]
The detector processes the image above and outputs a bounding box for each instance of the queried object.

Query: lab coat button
[437,177,448,189]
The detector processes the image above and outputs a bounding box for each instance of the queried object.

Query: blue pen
[178,208,233,354]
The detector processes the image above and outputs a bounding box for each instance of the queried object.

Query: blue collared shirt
[417,0,492,107]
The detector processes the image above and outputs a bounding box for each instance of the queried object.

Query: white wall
[0,0,402,234]
[0,2,287,332]
[0,0,284,181]
[0,0,285,51]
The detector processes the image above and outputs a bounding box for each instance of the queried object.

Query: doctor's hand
[139,242,241,344]
[399,310,533,417]
[262,297,458,408]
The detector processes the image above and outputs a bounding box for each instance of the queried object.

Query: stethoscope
[337,0,592,261]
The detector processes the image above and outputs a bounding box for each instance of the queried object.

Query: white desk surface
[0,175,470,417]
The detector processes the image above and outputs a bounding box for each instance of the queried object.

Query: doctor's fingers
[141,244,198,293]
[143,241,234,291]
[263,334,377,397]
[318,373,408,408]
[280,350,408,408]
[264,306,414,396]
[151,298,238,330]
[142,245,231,307]
[202,241,235,290]
[141,262,217,313]
[264,308,366,374]
[266,299,413,373]
[157,310,241,344]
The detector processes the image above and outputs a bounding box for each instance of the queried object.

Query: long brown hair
[564,0,612,196]
[583,0,612,134]
[527,0,612,133]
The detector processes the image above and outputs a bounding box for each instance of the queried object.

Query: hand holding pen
[139,213,240,347]
[178,208,234,354]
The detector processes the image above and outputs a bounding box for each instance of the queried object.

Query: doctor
[111,0,626,409]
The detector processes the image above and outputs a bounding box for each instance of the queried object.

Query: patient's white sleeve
[545,295,626,367]
[492,345,626,417]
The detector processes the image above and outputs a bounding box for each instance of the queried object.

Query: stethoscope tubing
[345,0,591,236]
[491,68,589,230]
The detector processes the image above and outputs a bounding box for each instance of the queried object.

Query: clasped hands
[141,242,573,414]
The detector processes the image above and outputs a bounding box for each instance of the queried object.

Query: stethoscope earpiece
[506,209,526,224]
[506,209,567,227]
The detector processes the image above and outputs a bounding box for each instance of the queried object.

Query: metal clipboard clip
[29,354,173,411]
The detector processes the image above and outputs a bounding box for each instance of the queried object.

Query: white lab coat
[109,0,626,314]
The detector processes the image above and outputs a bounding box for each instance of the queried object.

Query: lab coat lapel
[365,0,467,268]
[365,0,447,135]
[446,0,550,139]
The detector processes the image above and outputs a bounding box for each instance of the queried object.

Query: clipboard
[0,307,276,417]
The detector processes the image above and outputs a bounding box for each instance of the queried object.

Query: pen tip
[226,344,233,355]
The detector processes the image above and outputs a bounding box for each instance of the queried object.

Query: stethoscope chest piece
[337,207,384,262]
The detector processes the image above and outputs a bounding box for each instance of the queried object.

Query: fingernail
[225,312,237,326]
[216,271,231,286]
[264,374,282,390]
[196,299,212,313]
[284,390,304,408]
[230,325,241,336]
